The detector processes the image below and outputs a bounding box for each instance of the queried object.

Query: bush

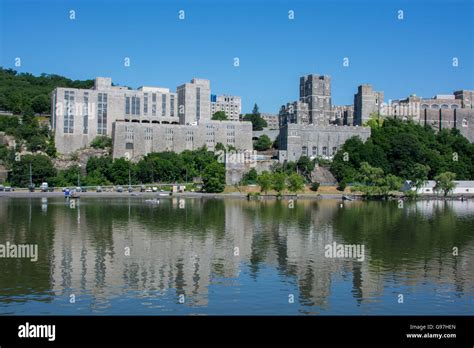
[337,180,347,191]
[310,182,320,192]
[90,136,112,149]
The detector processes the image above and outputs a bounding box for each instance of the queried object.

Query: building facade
[112,120,252,160]
[279,124,371,162]
[51,77,181,154]
[260,113,279,129]
[299,74,334,125]
[210,95,242,121]
[278,75,372,162]
[176,78,211,125]
[353,84,384,125]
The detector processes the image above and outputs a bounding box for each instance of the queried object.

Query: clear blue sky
[0,0,473,113]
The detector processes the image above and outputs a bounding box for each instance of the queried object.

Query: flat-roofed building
[210,95,242,121]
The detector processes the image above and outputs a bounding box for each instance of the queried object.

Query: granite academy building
[51,77,252,159]
[278,74,371,162]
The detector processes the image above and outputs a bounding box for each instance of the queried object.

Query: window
[441,104,449,109]
[162,94,166,116]
[451,104,458,109]
[144,93,148,115]
[125,143,134,150]
[312,146,317,156]
[302,146,307,156]
[196,87,201,120]
[152,94,157,116]
[97,93,108,134]
[462,118,468,127]
[145,127,152,140]
[83,93,89,134]
[131,96,140,116]
[431,104,439,109]
[125,96,130,115]
[125,125,134,141]
[332,147,337,155]
[63,90,75,134]
[421,104,429,109]
[170,95,175,117]
[322,147,328,156]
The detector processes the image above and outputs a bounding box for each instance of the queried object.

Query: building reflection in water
[0,197,473,313]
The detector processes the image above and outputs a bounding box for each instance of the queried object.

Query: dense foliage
[8,147,227,192]
[331,119,474,183]
[0,67,94,114]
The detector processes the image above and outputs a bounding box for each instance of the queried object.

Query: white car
[152,187,158,192]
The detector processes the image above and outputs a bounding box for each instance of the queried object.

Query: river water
[0,196,473,315]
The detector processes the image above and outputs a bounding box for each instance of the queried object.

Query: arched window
[462,118,468,127]
[441,104,449,109]
[421,104,429,109]
[312,146,318,156]
[322,147,328,156]
[302,146,307,156]
[431,104,439,109]
[451,104,458,109]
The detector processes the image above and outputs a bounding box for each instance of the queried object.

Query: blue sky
[0,0,473,113]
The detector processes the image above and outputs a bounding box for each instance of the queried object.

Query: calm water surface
[0,196,473,315]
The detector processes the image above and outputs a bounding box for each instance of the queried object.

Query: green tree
[243,113,267,131]
[434,172,457,197]
[9,154,56,187]
[257,171,272,194]
[254,134,272,151]
[287,173,305,193]
[202,162,226,193]
[211,111,228,121]
[90,135,112,149]
[31,95,50,114]
[242,168,258,185]
[110,158,131,184]
[252,103,260,116]
[272,172,286,193]
[410,163,430,191]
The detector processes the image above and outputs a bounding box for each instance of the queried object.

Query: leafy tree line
[0,67,94,115]
[7,147,226,193]
[331,119,474,187]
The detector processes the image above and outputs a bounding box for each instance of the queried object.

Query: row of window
[64,92,107,135]
[302,146,338,157]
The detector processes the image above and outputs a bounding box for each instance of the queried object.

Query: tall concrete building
[210,95,241,121]
[299,74,334,125]
[112,120,252,159]
[51,77,180,154]
[177,78,211,125]
[353,84,384,125]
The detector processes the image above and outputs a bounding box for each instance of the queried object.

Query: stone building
[177,78,211,125]
[210,95,241,121]
[52,77,180,154]
[112,120,252,160]
[454,90,474,109]
[260,113,279,130]
[279,124,371,162]
[353,84,384,125]
[299,74,334,125]
[420,108,474,142]
[278,75,371,162]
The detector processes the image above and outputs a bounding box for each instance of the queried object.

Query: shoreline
[0,191,473,201]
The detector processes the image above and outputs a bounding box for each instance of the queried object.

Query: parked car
[140,185,146,192]
[117,186,124,193]
[145,187,152,192]
[81,187,87,192]
[75,187,82,192]
[0,185,4,191]
[128,186,133,192]
[48,187,55,192]
[152,186,158,192]
[40,182,49,192]
[28,184,35,192]
[5,186,12,192]
[96,186,103,193]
